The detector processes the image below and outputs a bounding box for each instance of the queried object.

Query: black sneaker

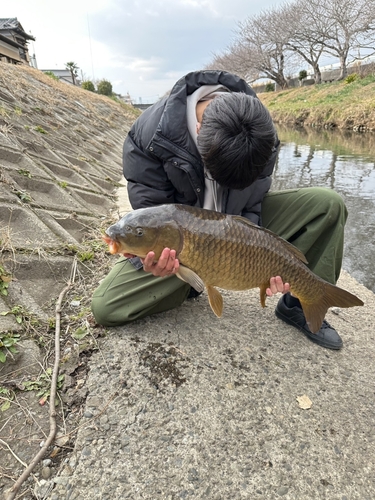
[187,287,203,300]
[275,294,343,350]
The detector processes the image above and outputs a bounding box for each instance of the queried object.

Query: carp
[103,204,363,333]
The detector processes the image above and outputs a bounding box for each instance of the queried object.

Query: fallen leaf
[1,400,11,412]
[50,447,60,458]
[55,433,70,447]
[296,394,312,409]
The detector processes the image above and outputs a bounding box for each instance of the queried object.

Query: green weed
[24,368,64,405]
[0,331,20,363]
[0,385,14,411]
[17,169,32,177]
[1,305,24,324]
[34,125,47,134]
[44,71,59,81]
[71,326,89,340]
[87,240,106,252]
[14,190,32,203]
[345,73,358,84]
[78,251,94,262]
[0,266,11,296]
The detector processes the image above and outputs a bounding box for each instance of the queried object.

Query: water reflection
[272,125,375,292]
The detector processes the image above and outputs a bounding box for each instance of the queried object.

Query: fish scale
[104,204,363,333]
[178,211,304,291]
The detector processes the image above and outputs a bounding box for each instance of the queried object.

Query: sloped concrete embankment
[0,64,137,326]
[0,63,138,496]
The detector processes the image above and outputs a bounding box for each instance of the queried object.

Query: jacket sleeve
[123,131,176,210]
[241,139,280,225]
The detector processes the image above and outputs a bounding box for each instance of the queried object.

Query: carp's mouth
[102,234,121,255]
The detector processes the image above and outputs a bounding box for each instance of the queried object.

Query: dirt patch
[134,338,190,390]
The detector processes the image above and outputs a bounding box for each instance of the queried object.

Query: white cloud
[7,0,281,102]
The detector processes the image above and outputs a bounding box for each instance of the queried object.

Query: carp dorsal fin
[176,265,205,293]
[232,216,308,265]
[206,285,223,317]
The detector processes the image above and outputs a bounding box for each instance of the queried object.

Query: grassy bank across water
[258,75,375,132]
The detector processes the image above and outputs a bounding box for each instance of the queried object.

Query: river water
[272,125,375,293]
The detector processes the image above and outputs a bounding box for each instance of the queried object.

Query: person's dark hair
[197,93,276,189]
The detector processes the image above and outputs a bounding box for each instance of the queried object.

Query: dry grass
[259,75,375,131]
[0,62,140,124]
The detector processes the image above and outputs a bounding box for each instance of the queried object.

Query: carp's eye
[136,227,143,236]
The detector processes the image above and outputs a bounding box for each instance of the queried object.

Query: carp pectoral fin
[176,265,205,293]
[206,285,223,317]
[259,284,268,308]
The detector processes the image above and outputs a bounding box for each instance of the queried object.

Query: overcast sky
[5,0,281,103]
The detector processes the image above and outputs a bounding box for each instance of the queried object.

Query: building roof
[0,17,35,41]
[0,32,21,48]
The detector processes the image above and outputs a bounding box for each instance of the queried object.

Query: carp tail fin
[299,282,364,334]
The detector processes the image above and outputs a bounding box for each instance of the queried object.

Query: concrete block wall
[0,63,138,323]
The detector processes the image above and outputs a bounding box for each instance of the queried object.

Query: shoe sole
[275,308,343,350]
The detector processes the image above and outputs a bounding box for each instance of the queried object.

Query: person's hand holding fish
[266,276,290,297]
[122,248,179,277]
[141,248,179,277]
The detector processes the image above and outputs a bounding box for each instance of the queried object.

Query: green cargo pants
[91,187,347,326]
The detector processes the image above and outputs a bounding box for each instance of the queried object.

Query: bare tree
[205,0,375,88]
[279,0,328,84]
[206,42,261,82]
[305,0,375,80]
[238,7,295,89]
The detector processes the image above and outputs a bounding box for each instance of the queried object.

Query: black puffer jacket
[123,70,279,225]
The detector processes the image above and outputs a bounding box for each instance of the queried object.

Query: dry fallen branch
[5,260,77,500]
